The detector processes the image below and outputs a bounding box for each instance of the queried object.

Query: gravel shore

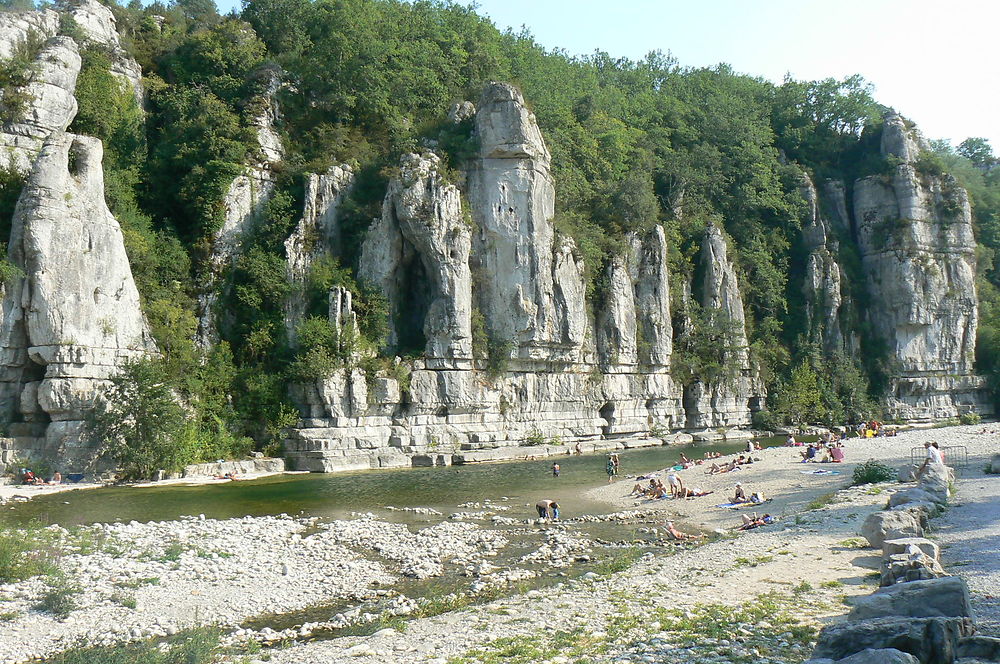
[0,424,996,663]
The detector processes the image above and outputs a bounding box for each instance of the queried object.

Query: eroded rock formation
[0,133,155,463]
[0,18,81,172]
[854,112,989,420]
[683,223,764,430]
[360,153,473,366]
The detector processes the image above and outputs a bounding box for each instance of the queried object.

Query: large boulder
[861,511,923,548]
[849,577,972,621]
[812,616,973,663]
[840,650,919,664]
[887,487,944,509]
[917,462,952,502]
[956,636,1000,660]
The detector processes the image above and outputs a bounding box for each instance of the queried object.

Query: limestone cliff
[197,69,284,347]
[284,164,354,343]
[683,223,764,429]
[0,18,80,172]
[360,153,473,366]
[0,133,155,463]
[68,0,143,105]
[800,174,855,354]
[854,112,988,420]
[467,82,588,362]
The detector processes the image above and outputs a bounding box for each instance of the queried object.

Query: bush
[37,576,81,618]
[852,459,896,485]
[84,359,191,480]
[959,412,982,425]
[0,526,56,583]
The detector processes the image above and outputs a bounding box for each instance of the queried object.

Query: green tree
[773,361,826,427]
[957,137,997,168]
[85,360,190,480]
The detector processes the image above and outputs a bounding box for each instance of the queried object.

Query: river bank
[0,424,995,663]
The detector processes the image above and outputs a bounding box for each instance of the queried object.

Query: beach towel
[800,469,841,476]
[715,498,772,509]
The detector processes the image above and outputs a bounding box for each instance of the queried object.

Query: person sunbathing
[706,459,740,475]
[678,487,714,499]
[665,521,704,541]
[737,513,776,530]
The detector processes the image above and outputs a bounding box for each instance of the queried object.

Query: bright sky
[212,0,999,151]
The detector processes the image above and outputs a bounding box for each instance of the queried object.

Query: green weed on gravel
[44,627,221,663]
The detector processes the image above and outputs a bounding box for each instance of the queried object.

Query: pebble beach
[0,424,996,663]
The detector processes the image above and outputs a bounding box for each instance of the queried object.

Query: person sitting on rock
[915,441,944,479]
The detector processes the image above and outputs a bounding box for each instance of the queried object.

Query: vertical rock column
[683,223,762,429]
[283,164,354,343]
[800,173,855,355]
[854,112,990,420]
[0,134,156,461]
[596,225,684,435]
[466,82,587,363]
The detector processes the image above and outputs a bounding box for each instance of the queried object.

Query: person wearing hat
[733,482,748,503]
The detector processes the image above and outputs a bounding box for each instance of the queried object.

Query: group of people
[705,454,757,475]
[629,474,713,500]
[799,441,846,463]
[20,468,61,485]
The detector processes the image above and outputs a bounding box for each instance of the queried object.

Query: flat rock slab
[882,537,940,561]
[862,510,923,548]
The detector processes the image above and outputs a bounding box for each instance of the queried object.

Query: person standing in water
[552,462,560,477]
[535,499,559,520]
[606,456,617,483]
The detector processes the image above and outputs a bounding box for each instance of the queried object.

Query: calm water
[2,436,810,527]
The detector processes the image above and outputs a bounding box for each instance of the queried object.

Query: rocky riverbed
[0,424,997,663]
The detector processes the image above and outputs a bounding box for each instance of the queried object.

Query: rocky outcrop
[683,223,763,429]
[68,0,143,104]
[283,164,354,343]
[0,133,155,463]
[800,174,854,354]
[0,21,81,172]
[197,71,284,347]
[854,111,991,420]
[467,82,587,363]
[360,153,473,366]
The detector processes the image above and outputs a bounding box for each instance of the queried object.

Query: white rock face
[360,153,473,366]
[683,223,763,429]
[597,257,637,368]
[283,164,354,343]
[800,174,852,354]
[630,225,673,367]
[0,133,155,460]
[467,82,587,362]
[0,30,81,172]
[854,112,989,420]
[69,0,143,104]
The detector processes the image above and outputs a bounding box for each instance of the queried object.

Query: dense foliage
[4,0,1000,462]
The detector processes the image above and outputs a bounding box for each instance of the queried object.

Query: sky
[213,0,1000,150]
